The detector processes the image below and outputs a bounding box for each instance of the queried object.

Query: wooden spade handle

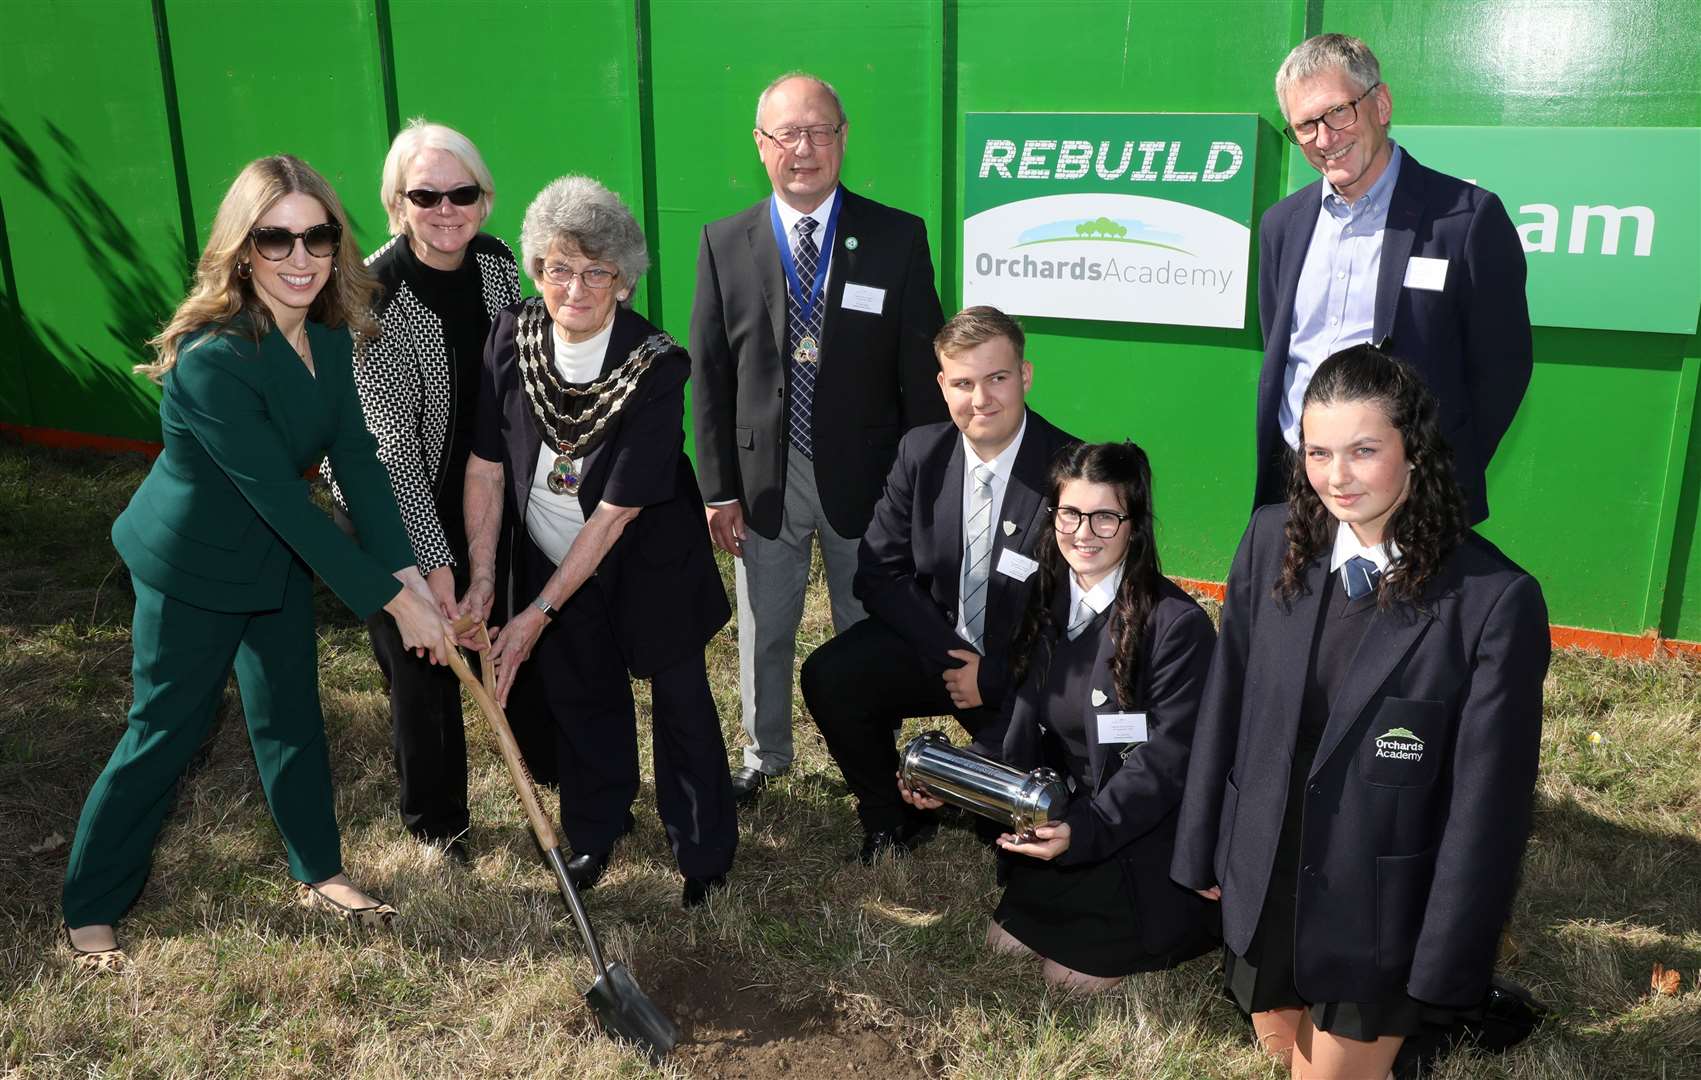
[446,616,560,852]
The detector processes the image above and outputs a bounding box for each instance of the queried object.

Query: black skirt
[994,855,1193,978]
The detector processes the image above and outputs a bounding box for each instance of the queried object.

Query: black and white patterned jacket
[327,232,522,572]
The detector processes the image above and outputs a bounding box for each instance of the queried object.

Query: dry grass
[1,442,1697,1079]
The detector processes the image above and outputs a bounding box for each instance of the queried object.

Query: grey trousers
[735,445,865,773]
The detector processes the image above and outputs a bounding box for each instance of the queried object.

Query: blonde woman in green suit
[60,156,455,972]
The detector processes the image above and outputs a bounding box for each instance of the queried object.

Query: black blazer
[475,304,730,678]
[853,411,1079,716]
[1003,576,1219,961]
[1254,151,1533,524]
[1171,504,1550,1008]
[690,187,947,540]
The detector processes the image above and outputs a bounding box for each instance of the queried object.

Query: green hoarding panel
[0,0,183,442]
[165,0,391,253]
[387,0,647,308]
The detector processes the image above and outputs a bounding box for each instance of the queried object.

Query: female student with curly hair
[1172,345,1549,1078]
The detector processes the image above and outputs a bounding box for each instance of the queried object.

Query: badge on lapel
[1002,520,1017,536]
[1090,688,1108,707]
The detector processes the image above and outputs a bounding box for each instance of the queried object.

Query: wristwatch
[532,597,559,621]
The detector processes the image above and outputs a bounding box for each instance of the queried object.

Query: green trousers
[62,566,343,927]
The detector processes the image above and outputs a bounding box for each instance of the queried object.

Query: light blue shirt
[1279,144,1405,449]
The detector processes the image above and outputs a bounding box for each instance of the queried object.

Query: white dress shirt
[1329,520,1402,587]
[771,185,839,283]
[1067,562,1126,639]
[954,414,1027,644]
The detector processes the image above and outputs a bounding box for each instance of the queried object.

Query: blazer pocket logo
[1373,726,1425,764]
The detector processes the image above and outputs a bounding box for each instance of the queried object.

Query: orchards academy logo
[1374,726,1425,763]
[963,113,1259,329]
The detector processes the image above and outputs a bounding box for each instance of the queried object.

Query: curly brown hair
[1276,344,1467,608]
[1009,441,1162,709]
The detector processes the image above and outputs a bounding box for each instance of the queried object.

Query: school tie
[786,216,825,459]
[1342,555,1382,600]
[1066,594,1096,640]
[960,465,995,648]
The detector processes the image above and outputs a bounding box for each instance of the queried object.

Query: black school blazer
[474,303,730,679]
[1171,504,1549,1008]
[1002,577,1218,961]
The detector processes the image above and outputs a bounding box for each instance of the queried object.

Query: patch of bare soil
[641,950,928,1079]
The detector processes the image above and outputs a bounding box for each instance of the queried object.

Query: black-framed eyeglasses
[758,123,844,150]
[249,222,341,261]
[1282,82,1381,144]
[540,263,617,290]
[404,185,483,209]
[1051,505,1130,538]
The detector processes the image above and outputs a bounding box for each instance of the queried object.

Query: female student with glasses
[60,155,455,973]
[321,120,534,862]
[902,440,1218,991]
[1172,346,1549,1079]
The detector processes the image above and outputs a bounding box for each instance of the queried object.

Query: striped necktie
[1066,594,1096,640]
[1342,555,1382,600]
[961,465,995,648]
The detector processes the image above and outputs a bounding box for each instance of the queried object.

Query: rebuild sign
[963,112,1259,329]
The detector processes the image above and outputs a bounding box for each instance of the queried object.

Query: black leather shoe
[855,817,938,865]
[562,812,635,890]
[566,850,610,890]
[681,874,728,909]
[730,766,769,805]
[444,838,470,865]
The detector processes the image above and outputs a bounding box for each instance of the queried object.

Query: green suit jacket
[113,318,414,618]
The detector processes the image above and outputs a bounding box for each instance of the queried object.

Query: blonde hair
[380,118,495,235]
[141,155,379,380]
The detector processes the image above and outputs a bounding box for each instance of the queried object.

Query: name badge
[1403,256,1449,292]
[841,282,886,314]
[995,548,1038,581]
[1096,711,1147,744]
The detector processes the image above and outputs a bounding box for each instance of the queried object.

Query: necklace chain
[514,298,670,459]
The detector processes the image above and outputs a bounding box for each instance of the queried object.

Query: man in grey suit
[690,72,946,803]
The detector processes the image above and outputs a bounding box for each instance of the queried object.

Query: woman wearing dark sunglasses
[60,155,455,972]
[901,441,1218,990]
[322,120,528,862]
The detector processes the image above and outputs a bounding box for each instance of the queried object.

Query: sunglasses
[249,222,341,261]
[404,185,483,209]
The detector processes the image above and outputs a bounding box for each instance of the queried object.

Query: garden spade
[445,622,680,1062]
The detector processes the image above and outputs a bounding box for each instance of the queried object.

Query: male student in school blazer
[801,306,1078,862]
[691,73,946,800]
[1253,35,1533,525]
[1171,501,1551,1010]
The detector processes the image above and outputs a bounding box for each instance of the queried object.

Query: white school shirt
[955,414,1027,645]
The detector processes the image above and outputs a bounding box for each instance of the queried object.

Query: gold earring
[236,260,252,281]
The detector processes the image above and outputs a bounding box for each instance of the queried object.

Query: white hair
[520,175,650,291]
[379,118,496,235]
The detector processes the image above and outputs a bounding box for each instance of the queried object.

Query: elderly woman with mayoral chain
[460,175,737,908]
[61,155,455,972]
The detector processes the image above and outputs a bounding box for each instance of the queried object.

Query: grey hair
[519,175,650,290]
[754,71,847,129]
[1274,34,1382,121]
[380,118,495,235]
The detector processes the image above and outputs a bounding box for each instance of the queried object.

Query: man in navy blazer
[1254,34,1532,524]
[801,306,1078,863]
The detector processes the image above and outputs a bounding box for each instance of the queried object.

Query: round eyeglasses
[1051,505,1131,538]
[1283,82,1381,144]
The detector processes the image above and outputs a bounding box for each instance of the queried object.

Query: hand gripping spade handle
[445,618,680,1061]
